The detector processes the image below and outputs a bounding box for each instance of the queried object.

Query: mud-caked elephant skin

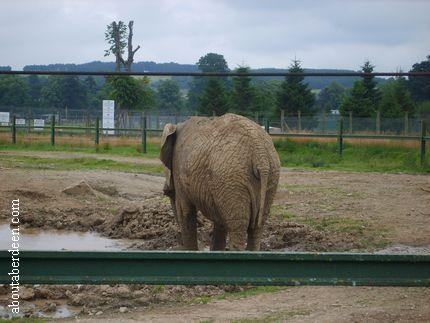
[159,113,280,251]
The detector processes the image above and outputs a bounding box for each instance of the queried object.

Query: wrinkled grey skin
[160,113,280,251]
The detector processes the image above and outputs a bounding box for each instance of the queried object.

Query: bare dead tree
[122,21,141,72]
[105,20,140,72]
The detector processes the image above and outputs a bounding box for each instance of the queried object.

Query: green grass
[0,155,164,175]
[274,139,430,173]
[0,138,161,158]
[1,137,429,173]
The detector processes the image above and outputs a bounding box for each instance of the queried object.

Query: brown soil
[0,152,429,321]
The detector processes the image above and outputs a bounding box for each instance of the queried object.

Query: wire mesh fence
[1,106,429,137]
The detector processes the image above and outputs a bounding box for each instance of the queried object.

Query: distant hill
[22,61,385,89]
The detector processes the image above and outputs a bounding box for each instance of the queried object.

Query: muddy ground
[0,151,430,321]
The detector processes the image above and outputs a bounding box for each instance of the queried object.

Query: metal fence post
[349,111,353,134]
[420,120,427,166]
[265,118,270,133]
[50,115,55,146]
[95,117,99,146]
[298,110,302,132]
[404,112,409,135]
[11,115,16,144]
[322,111,327,134]
[338,117,344,157]
[376,110,381,134]
[141,112,147,154]
[281,110,285,133]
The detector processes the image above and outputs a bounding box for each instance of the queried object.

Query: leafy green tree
[197,53,229,72]
[83,76,99,110]
[107,76,144,128]
[230,66,254,116]
[156,79,183,114]
[137,76,156,110]
[253,80,280,118]
[0,75,29,107]
[416,100,430,116]
[340,81,373,116]
[199,78,229,116]
[41,76,87,109]
[188,53,230,113]
[107,76,144,110]
[316,81,346,113]
[27,75,42,107]
[340,61,381,117]
[378,77,414,117]
[276,59,315,115]
[361,60,381,107]
[408,55,430,102]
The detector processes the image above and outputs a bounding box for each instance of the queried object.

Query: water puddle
[0,303,79,319]
[0,223,133,251]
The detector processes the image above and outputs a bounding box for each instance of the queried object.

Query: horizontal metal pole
[1,70,430,77]
[0,251,429,286]
[1,125,428,140]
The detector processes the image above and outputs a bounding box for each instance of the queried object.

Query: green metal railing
[0,251,429,286]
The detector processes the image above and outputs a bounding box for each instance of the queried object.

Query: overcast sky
[1,0,429,71]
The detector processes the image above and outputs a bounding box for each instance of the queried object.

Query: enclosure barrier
[1,118,428,164]
[0,251,429,286]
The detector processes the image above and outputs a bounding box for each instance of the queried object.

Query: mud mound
[20,206,107,231]
[101,198,212,250]
[62,181,96,196]
[8,189,49,199]
[102,200,180,249]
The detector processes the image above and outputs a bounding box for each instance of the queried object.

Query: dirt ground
[0,150,429,321]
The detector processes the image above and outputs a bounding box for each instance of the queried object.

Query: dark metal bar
[11,115,16,144]
[95,117,99,146]
[1,70,430,77]
[142,113,147,154]
[50,115,55,146]
[0,251,429,286]
[421,120,427,166]
[338,118,344,157]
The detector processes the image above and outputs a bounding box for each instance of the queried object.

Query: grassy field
[0,136,429,173]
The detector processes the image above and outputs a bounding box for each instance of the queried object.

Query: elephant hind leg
[211,223,227,251]
[246,227,262,251]
[225,217,249,251]
[176,199,198,250]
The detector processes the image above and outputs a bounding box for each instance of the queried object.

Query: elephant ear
[160,123,177,170]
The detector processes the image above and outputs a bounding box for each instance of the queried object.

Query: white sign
[16,118,26,125]
[102,100,115,135]
[0,112,10,125]
[33,119,45,131]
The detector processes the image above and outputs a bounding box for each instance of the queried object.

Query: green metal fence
[1,251,429,286]
[1,116,428,164]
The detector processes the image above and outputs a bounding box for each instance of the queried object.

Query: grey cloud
[0,0,429,71]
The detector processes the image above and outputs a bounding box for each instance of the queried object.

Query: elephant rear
[160,113,280,251]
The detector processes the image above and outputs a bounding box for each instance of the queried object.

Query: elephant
[160,113,280,251]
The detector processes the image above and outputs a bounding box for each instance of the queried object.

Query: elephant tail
[257,168,269,229]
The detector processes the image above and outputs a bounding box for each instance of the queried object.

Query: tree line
[1,53,429,119]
